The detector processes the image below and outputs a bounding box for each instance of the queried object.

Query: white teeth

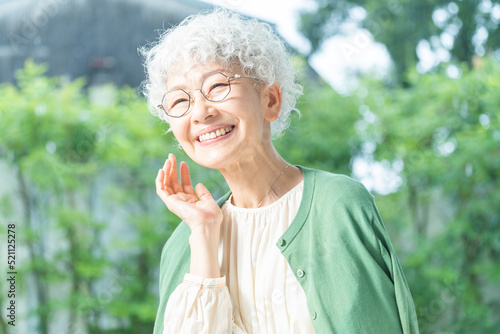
[199,126,233,142]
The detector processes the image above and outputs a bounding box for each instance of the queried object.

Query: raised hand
[155,154,223,234]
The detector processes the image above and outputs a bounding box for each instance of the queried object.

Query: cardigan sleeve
[162,273,247,334]
[368,200,420,334]
[336,177,420,333]
[336,178,419,333]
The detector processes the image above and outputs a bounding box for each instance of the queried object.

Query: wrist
[189,224,221,240]
[189,231,221,278]
[189,232,220,249]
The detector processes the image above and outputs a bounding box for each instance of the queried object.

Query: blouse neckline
[216,166,316,251]
[222,180,304,214]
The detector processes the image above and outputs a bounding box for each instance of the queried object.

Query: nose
[190,90,216,123]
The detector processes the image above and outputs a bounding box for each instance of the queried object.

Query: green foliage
[299,0,500,84]
[275,57,361,174]
[356,58,500,333]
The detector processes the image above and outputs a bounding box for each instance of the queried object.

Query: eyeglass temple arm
[230,74,253,80]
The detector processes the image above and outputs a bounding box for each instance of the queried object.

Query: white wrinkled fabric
[163,274,237,334]
[163,181,315,333]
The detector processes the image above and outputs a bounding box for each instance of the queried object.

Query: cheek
[170,119,185,135]
[170,121,191,145]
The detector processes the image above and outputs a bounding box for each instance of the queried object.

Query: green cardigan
[153,166,419,333]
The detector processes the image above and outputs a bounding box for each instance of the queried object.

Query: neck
[218,144,302,208]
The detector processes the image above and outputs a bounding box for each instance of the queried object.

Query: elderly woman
[142,9,419,334]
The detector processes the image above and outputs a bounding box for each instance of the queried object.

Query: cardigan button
[311,311,317,320]
[297,269,305,278]
[278,238,286,247]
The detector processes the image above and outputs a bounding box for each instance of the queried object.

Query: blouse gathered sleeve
[162,273,247,334]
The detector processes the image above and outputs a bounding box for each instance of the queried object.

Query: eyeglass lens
[162,72,231,117]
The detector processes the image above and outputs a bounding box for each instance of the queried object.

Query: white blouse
[163,180,315,333]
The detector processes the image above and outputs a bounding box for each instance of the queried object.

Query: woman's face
[165,62,279,169]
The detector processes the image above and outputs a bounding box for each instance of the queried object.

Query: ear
[262,83,282,122]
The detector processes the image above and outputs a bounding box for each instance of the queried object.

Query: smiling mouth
[198,126,235,143]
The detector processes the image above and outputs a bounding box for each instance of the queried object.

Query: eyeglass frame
[157,72,254,118]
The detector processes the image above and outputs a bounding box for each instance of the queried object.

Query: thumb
[195,183,213,201]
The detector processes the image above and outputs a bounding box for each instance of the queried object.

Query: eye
[164,89,190,111]
[208,82,229,93]
[171,98,189,108]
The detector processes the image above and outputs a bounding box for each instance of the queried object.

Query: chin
[193,150,236,170]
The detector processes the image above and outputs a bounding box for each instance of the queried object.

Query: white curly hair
[140,9,303,139]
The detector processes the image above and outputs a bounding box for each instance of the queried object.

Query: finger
[195,183,213,201]
[157,165,174,195]
[180,161,196,196]
[155,168,164,194]
[169,154,183,193]
[162,156,170,170]
[162,159,172,189]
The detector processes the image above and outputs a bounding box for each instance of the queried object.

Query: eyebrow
[167,68,228,91]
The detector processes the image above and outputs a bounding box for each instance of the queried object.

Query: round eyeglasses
[157,72,254,118]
